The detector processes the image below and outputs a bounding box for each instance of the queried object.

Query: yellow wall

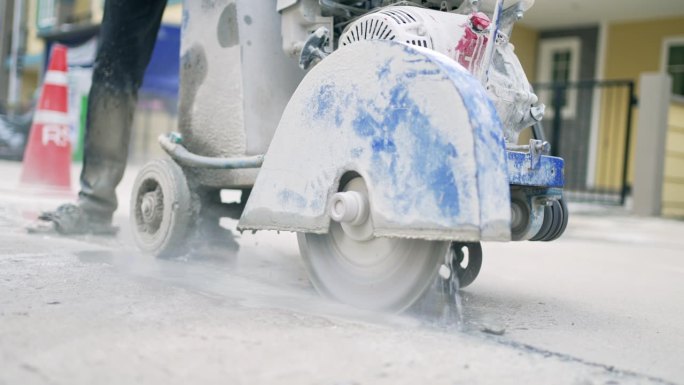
[595,16,684,188]
[510,24,539,144]
[25,0,43,57]
[21,71,39,102]
[593,87,632,189]
[15,0,44,105]
[130,107,176,163]
[663,100,684,218]
[510,24,539,80]
[604,17,684,82]
[162,4,183,25]
[72,0,92,23]
[89,2,181,24]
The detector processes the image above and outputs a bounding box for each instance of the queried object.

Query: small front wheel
[130,159,196,258]
[448,242,483,288]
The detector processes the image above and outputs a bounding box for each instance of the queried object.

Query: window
[552,50,572,83]
[537,37,582,119]
[550,50,573,110]
[665,43,684,97]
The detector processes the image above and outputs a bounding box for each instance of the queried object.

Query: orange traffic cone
[20,44,72,193]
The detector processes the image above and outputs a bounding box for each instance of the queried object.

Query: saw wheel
[297,177,449,312]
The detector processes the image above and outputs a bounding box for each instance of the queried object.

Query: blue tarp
[140,24,180,99]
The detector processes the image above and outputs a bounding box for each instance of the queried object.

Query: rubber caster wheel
[546,198,569,241]
[530,198,569,242]
[130,159,196,258]
[529,204,554,241]
[448,242,483,288]
[297,177,449,313]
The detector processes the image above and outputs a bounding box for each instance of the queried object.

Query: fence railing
[532,79,637,205]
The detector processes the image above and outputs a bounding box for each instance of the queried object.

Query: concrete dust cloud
[114,210,466,330]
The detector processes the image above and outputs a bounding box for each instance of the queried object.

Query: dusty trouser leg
[77,0,167,222]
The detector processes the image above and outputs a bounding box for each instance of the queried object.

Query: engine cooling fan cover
[339,7,433,49]
[338,6,488,74]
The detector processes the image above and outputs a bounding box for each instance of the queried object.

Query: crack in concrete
[20,362,54,384]
[490,336,677,385]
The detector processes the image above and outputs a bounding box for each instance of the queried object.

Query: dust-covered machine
[130,0,568,312]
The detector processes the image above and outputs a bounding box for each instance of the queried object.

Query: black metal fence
[531,80,637,205]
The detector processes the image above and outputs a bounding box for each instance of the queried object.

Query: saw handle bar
[158,133,264,169]
[160,132,562,189]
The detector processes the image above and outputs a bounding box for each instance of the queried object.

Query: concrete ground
[0,160,682,385]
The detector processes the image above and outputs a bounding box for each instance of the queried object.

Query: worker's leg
[77,0,167,223]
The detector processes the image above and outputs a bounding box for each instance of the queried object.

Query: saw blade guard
[238,40,511,242]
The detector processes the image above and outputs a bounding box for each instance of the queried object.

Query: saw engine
[341,7,491,75]
[338,4,543,144]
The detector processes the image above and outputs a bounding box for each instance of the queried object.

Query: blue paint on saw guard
[238,40,512,241]
[349,82,462,219]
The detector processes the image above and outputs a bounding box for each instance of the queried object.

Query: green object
[73,95,87,161]
[169,132,183,143]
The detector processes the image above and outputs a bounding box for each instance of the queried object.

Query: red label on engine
[455,13,490,73]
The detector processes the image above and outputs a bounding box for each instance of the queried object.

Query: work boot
[31,203,119,236]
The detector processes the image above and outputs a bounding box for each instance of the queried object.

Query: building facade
[511,4,684,217]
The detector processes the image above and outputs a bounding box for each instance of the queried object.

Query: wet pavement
[1,160,683,384]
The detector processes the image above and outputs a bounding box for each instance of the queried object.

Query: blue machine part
[238,40,512,241]
[507,151,565,188]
